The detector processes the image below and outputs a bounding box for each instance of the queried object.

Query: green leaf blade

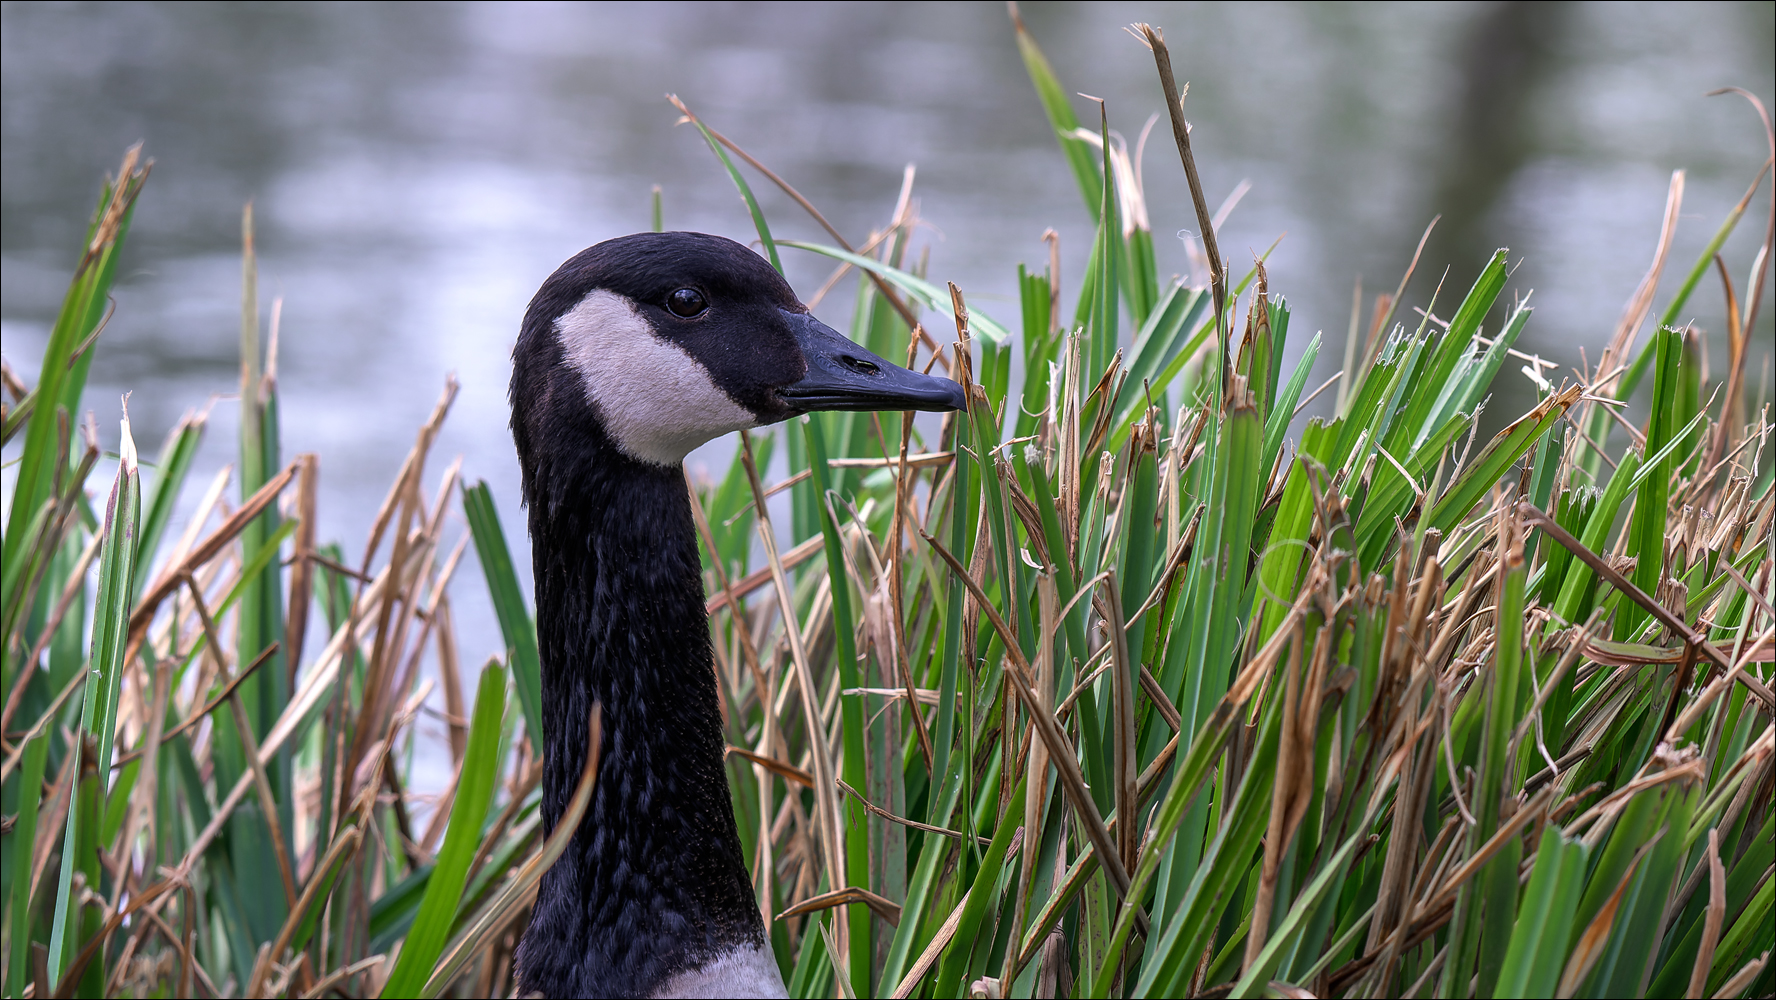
[381,660,509,997]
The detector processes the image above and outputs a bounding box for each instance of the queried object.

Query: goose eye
[666,288,708,318]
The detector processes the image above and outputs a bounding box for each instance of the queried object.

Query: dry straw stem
[890,830,1026,1000]
[730,745,815,789]
[1134,23,1224,331]
[1521,501,1774,706]
[180,575,299,907]
[124,458,299,651]
[1,533,100,734]
[1557,837,1661,998]
[704,536,824,613]
[920,527,1130,898]
[1687,829,1729,999]
[418,706,604,998]
[739,432,848,915]
[778,885,903,926]
[82,144,150,271]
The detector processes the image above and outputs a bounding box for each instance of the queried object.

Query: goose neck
[517,439,765,997]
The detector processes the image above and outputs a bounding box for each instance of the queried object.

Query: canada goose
[508,232,966,998]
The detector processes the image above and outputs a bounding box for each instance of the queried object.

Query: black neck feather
[512,412,762,998]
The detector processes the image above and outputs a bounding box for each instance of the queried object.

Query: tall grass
[2,12,1772,999]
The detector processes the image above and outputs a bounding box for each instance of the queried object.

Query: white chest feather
[558,290,758,466]
[651,942,788,999]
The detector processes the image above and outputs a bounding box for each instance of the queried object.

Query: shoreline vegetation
[3,12,1772,999]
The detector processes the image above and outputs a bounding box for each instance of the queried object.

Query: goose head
[510,231,961,997]
[511,231,965,473]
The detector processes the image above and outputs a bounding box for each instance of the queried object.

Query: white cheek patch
[557,290,759,466]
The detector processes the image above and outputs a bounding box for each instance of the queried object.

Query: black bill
[775,310,967,413]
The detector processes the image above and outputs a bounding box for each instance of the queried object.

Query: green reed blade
[1364,331,1432,462]
[1175,380,1264,741]
[369,865,435,956]
[1426,387,1577,540]
[85,428,139,774]
[1261,331,1321,478]
[1252,423,1336,648]
[777,241,1011,344]
[1332,332,1410,468]
[46,416,138,985]
[1144,377,1260,930]
[1549,449,1641,626]
[1125,223,1159,330]
[1597,779,1699,997]
[3,157,145,580]
[1015,263,1056,441]
[932,778,1027,998]
[1230,826,1364,998]
[1494,827,1588,999]
[1439,300,1532,444]
[1133,691,1284,996]
[233,204,288,753]
[1620,323,1685,640]
[1090,104,1122,380]
[1394,250,1507,447]
[684,115,781,274]
[1446,516,1528,998]
[876,751,967,994]
[5,729,50,998]
[381,660,508,997]
[463,481,544,751]
[132,413,205,600]
[1122,283,1208,396]
[803,415,873,997]
[455,809,539,932]
[1353,408,1473,569]
[1248,297,1287,424]
[1704,863,1772,995]
[1011,10,1102,220]
[929,397,975,817]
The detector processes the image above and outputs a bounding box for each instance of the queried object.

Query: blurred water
[4,2,1772,785]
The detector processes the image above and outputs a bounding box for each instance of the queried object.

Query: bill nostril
[840,355,880,376]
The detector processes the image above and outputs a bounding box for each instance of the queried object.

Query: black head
[511,231,965,471]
